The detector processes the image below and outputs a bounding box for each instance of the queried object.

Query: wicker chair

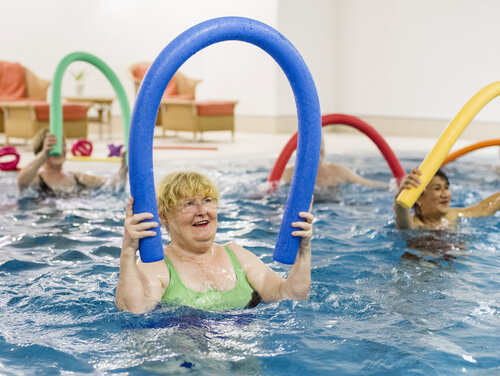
[0,61,88,144]
[130,62,237,140]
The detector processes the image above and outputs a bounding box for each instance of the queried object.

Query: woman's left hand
[291,212,314,239]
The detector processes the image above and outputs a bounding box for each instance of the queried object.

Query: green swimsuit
[162,245,255,310]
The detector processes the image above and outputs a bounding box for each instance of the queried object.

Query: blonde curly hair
[156,171,219,219]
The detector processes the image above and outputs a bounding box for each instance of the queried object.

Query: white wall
[3,0,500,124]
[0,0,285,116]
[276,0,336,116]
[335,0,500,122]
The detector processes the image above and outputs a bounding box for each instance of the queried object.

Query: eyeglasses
[179,197,217,214]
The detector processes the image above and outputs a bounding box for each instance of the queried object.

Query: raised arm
[115,196,168,314]
[454,191,500,218]
[76,152,128,189]
[17,132,56,191]
[342,165,387,188]
[233,210,313,302]
[393,168,421,229]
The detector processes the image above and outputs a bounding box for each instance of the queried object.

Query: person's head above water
[413,169,450,221]
[32,129,67,167]
[394,167,500,229]
[156,171,220,220]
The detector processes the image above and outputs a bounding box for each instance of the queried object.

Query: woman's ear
[159,214,168,228]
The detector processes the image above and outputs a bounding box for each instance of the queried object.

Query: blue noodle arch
[129,17,321,264]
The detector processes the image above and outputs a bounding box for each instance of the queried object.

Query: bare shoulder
[446,208,463,221]
[137,258,170,286]
[407,213,423,228]
[226,242,255,258]
[226,242,263,268]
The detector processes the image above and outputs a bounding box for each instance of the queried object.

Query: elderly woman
[17,129,127,196]
[115,171,313,313]
[394,168,500,229]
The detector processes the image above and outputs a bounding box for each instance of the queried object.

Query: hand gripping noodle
[397,81,500,209]
[128,17,321,264]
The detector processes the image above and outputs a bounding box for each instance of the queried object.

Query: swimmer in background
[17,129,128,197]
[394,168,500,230]
[282,138,386,188]
[115,171,313,313]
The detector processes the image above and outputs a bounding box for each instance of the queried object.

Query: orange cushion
[195,101,236,116]
[133,65,180,100]
[132,64,149,80]
[27,100,88,121]
[0,62,26,99]
[161,76,178,100]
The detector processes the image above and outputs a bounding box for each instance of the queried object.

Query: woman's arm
[281,165,294,184]
[233,211,313,302]
[17,133,56,190]
[454,191,500,218]
[393,168,421,229]
[341,165,387,188]
[115,197,167,314]
[278,211,313,299]
[104,151,128,189]
[74,172,106,188]
[76,152,128,189]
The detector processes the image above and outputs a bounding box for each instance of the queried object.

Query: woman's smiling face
[416,176,452,218]
[165,196,218,245]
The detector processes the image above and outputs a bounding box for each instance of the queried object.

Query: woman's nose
[194,201,207,214]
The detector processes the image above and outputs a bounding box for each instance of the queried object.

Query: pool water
[0,154,498,375]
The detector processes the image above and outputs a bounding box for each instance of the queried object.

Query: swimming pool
[0,153,498,375]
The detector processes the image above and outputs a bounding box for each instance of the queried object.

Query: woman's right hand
[122,196,158,256]
[395,168,422,199]
[41,133,58,156]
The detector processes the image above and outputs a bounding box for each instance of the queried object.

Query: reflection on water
[0,155,499,375]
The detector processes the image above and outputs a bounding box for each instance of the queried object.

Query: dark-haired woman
[394,168,500,229]
[17,129,127,197]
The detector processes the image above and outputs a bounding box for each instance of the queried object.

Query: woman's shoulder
[445,208,461,221]
[225,242,260,263]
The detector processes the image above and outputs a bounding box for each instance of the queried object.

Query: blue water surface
[0,154,498,375]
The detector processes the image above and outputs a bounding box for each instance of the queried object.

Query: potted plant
[70,69,86,97]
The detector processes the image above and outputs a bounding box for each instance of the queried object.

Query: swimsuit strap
[37,174,56,197]
[162,245,255,310]
[70,172,87,189]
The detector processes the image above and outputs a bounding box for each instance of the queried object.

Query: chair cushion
[0,62,26,99]
[132,64,149,81]
[27,100,88,121]
[162,76,178,100]
[195,101,236,116]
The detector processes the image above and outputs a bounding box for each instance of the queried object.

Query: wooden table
[65,96,114,139]
[65,96,114,122]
